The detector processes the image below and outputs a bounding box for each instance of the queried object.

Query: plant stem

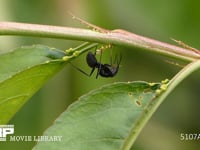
[122,59,200,150]
[0,22,200,62]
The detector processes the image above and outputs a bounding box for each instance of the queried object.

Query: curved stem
[122,60,200,150]
[0,22,200,62]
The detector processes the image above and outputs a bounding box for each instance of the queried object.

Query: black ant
[68,14,122,78]
[71,48,122,79]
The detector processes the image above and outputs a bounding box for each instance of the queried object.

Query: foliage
[1,1,200,149]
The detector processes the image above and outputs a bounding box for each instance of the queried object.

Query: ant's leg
[96,50,102,79]
[113,52,117,65]
[94,45,98,55]
[70,62,94,77]
[110,47,113,66]
[117,53,122,67]
[89,67,96,76]
[96,66,100,79]
[113,50,122,65]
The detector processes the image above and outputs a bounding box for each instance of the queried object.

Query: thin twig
[0,22,200,62]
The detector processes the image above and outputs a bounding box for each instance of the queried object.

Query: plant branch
[122,59,200,150]
[0,22,200,62]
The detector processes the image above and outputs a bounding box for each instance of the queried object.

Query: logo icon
[0,125,14,141]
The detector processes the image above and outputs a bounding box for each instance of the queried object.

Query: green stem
[122,60,200,150]
[0,22,200,62]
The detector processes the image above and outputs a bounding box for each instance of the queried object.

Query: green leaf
[33,58,200,150]
[0,45,67,124]
[33,81,167,150]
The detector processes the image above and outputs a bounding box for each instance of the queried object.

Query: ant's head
[86,51,98,68]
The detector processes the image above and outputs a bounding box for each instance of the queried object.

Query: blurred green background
[0,0,199,149]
